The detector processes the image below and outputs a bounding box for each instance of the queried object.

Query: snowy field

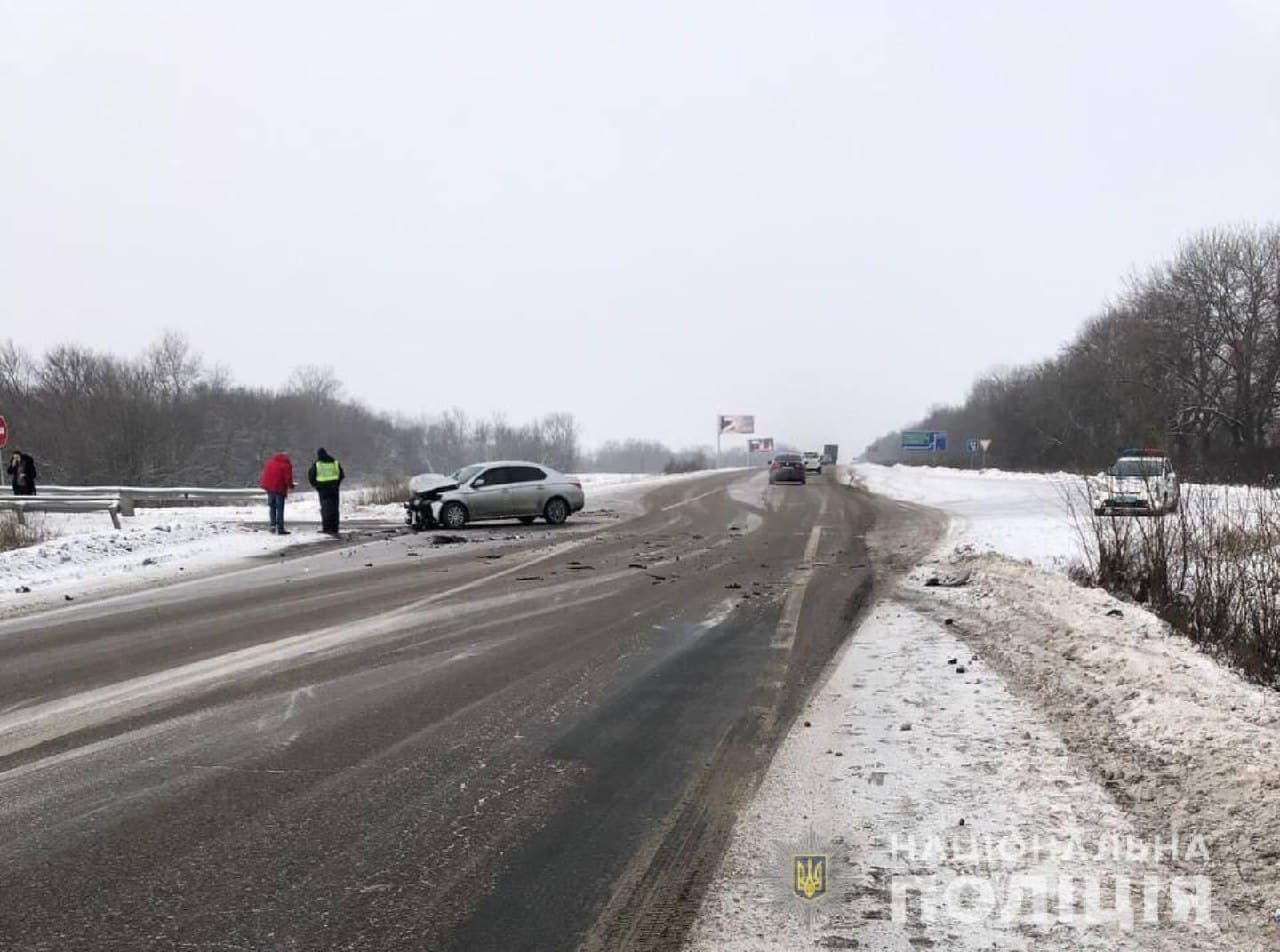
[852,463,1087,569]
[689,464,1280,950]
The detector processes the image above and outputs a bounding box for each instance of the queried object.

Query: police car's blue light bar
[1119,447,1167,457]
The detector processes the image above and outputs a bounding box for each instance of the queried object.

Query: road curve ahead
[0,469,926,951]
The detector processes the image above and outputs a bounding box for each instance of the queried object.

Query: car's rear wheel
[544,497,570,525]
[439,501,468,530]
[518,516,536,525]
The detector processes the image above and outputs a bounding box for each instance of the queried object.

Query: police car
[1090,448,1180,515]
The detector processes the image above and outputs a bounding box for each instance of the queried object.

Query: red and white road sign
[0,415,7,449]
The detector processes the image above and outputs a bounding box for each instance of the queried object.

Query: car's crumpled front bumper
[405,495,441,528]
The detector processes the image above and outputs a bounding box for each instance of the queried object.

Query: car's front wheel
[439,502,468,530]
[544,497,570,525]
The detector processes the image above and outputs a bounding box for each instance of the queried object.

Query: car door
[507,466,548,515]
[467,467,514,519]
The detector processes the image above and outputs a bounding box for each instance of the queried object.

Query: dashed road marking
[773,525,823,650]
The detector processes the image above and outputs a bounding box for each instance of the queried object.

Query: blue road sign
[966,437,979,454]
[904,431,947,452]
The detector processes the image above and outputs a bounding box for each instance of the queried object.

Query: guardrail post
[118,493,135,517]
[109,506,121,530]
[15,509,25,526]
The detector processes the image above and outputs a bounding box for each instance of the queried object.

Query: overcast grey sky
[3,2,1279,456]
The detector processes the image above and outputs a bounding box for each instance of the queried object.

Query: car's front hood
[1103,477,1153,497]
[409,473,460,495]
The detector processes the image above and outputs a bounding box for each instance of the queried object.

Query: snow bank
[0,496,402,614]
[853,463,1087,569]
[688,598,1227,950]
[570,472,654,487]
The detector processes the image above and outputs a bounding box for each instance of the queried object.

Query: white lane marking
[773,525,824,650]
[661,486,723,511]
[803,523,823,562]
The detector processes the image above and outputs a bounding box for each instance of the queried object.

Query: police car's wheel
[439,502,468,530]
[544,497,569,525]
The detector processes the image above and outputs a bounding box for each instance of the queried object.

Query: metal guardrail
[0,496,122,529]
[2,486,264,527]
[38,486,265,516]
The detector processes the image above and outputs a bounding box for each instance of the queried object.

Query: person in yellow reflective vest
[307,447,345,535]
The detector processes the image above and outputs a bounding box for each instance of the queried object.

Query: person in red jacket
[259,452,295,535]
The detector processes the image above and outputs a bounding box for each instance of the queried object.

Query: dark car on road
[768,453,806,485]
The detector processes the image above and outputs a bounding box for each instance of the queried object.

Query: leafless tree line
[0,334,584,485]
[867,224,1280,480]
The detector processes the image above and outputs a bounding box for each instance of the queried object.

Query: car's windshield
[1112,459,1165,478]
[804,452,819,458]
[450,464,484,484]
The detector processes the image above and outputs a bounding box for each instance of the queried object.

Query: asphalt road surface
[0,469,936,951]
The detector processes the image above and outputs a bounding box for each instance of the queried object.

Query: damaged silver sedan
[406,461,586,531]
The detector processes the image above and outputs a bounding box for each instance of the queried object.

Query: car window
[475,467,513,486]
[451,464,483,484]
[510,466,547,483]
[1113,460,1163,478]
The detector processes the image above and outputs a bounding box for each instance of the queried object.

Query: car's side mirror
[473,479,486,488]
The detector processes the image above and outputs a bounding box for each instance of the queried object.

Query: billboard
[748,437,775,453]
[719,415,755,435]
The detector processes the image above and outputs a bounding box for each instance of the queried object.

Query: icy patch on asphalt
[686,600,1231,951]
[698,597,739,633]
[0,567,630,759]
[727,470,770,510]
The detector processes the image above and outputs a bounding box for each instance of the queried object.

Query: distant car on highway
[802,451,823,474]
[406,461,585,530]
[769,453,806,485]
[1090,448,1180,515]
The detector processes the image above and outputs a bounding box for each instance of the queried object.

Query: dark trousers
[318,488,340,533]
[267,491,286,531]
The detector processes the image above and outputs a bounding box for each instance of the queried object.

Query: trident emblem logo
[793,854,827,901]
